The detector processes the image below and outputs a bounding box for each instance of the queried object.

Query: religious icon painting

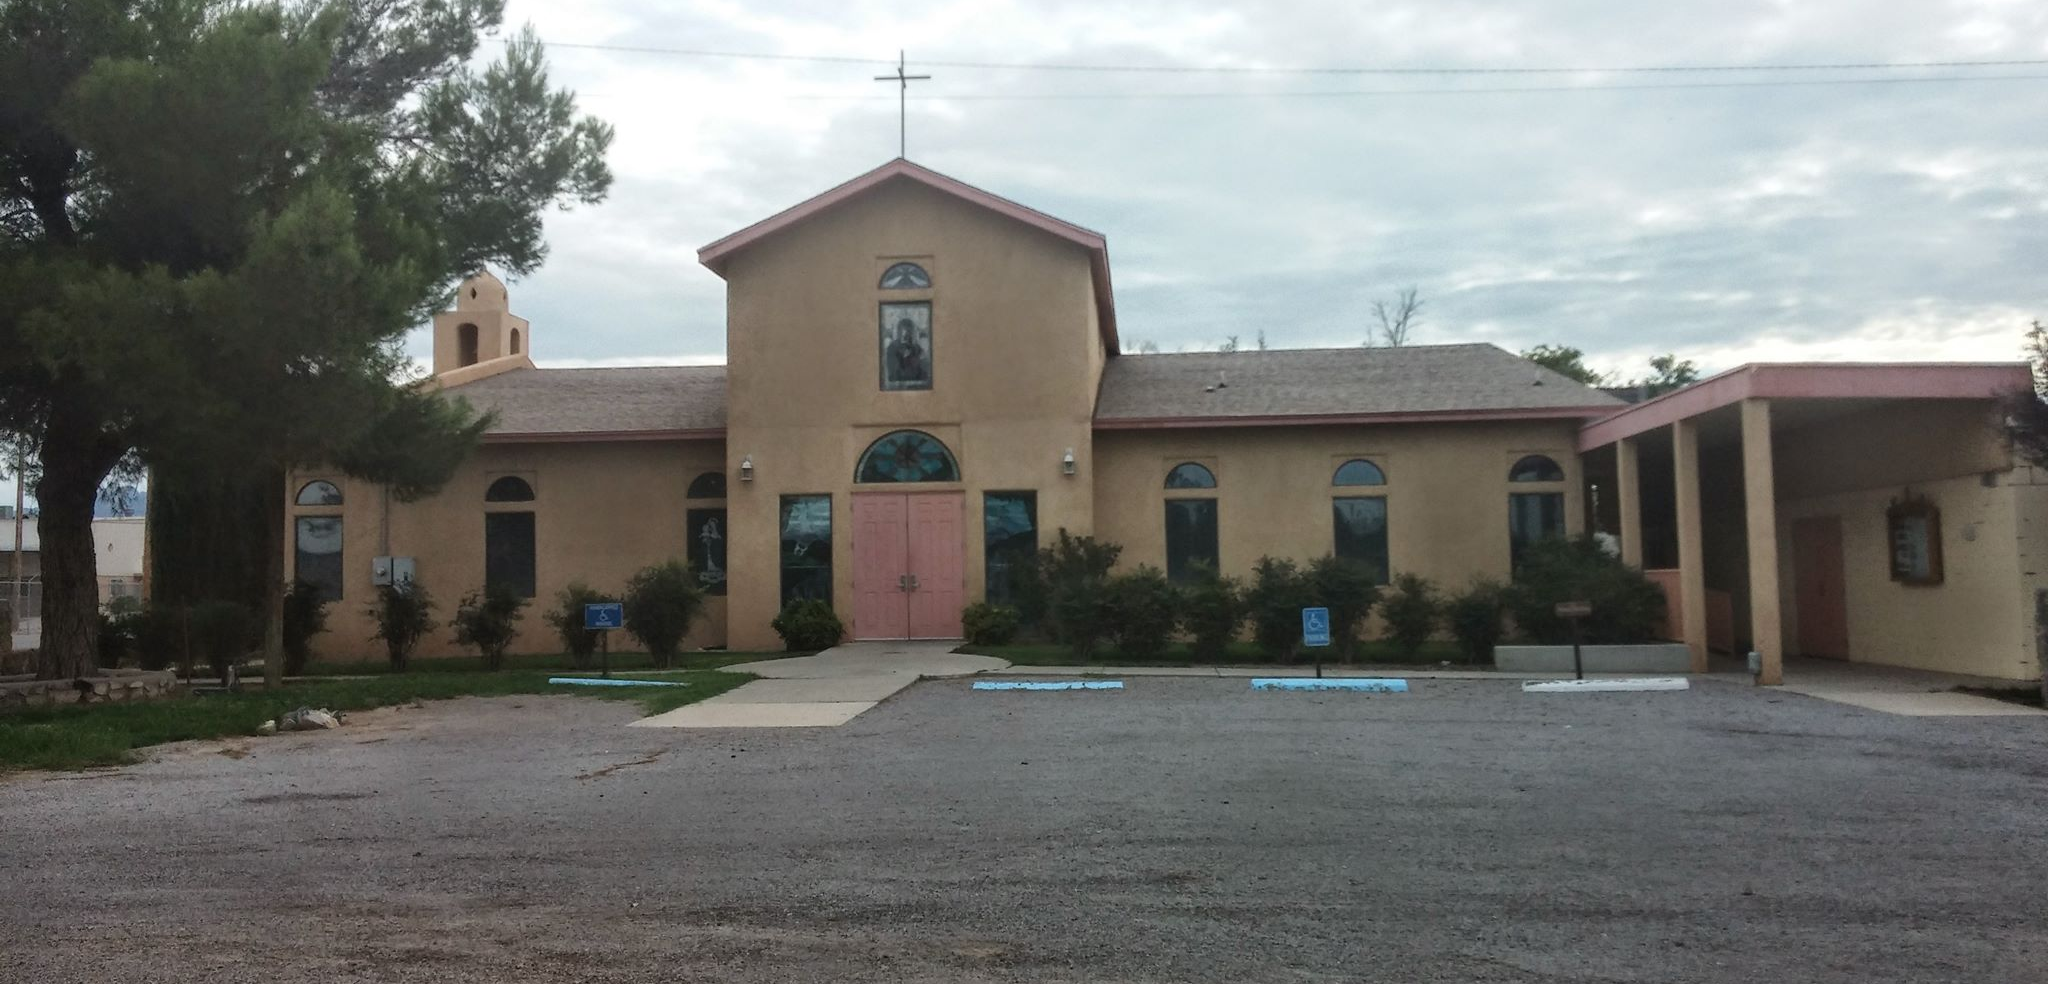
[879,300,933,391]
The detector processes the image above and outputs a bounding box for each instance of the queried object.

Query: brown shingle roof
[444,366,726,438]
[1094,344,1623,425]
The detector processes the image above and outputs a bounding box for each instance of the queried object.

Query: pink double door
[851,492,966,640]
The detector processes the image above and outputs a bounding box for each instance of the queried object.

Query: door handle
[908,574,920,591]
[897,574,908,592]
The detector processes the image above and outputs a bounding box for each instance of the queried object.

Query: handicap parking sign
[1301,607,1331,648]
[584,602,625,630]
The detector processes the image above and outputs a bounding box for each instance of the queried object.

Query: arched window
[856,430,959,483]
[879,262,931,289]
[485,476,536,502]
[1509,455,1565,483]
[1333,459,1386,486]
[1164,462,1216,489]
[510,328,522,355]
[687,472,727,498]
[295,480,343,506]
[458,323,479,367]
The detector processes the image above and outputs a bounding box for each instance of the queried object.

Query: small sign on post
[1302,606,1331,678]
[585,602,625,678]
[1554,600,1593,680]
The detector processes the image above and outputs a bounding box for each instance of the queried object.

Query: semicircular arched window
[687,472,727,498]
[295,480,343,506]
[1508,455,1565,483]
[856,430,960,483]
[879,262,931,290]
[485,476,536,502]
[1164,462,1217,489]
[1333,459,1386,487]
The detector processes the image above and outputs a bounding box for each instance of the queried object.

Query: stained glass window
[1164,462,1216,489]
[1165,498,1218,584]
[485,511,536,598]
[984,492,1037,606]
[780,495,832,604]
[294,516,344,602]
[1509,455,1565,483]
[1333,497,1389,584]
[486,476,535,502]
[295,480,343,506]
[688,508,728,596]
[1509,492,1566,568]
[856,430,959,483]
[1333,459,1386,486]
[879,262,931,289]
[880,301,933,391]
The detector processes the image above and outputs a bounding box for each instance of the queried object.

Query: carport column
[1672,420,1709,673]
[1617,437,1643,569]
[1741,399,1784,686]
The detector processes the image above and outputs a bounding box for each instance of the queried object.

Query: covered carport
[1578,362,2037,685]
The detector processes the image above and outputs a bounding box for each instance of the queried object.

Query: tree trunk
[260,472,285,687]
[33,402,123,680]
[2036,589,2047,709]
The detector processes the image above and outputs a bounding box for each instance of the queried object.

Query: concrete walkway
[1762,658,2048,717]
[630,641,1008,729]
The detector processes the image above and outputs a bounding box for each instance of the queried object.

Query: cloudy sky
[427,0,2047,382]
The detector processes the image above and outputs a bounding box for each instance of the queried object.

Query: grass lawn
[0,669,753,773]
[958,639,1477,667]
[301,650,790,676]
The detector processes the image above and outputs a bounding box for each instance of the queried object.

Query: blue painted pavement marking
[972,681,1125,691]
[1251,678,1408,693]
[548,677,687,688]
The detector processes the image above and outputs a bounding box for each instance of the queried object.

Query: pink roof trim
[1096,405,1620,431]
[697,158,1120,353]
[1576,362,2029,451]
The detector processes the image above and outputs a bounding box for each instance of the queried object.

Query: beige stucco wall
[290,439,727,663]
[1765,398,2032,680]
[1092,420,1586,585]
[717,178,1106,650]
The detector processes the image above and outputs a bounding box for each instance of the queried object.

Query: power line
[517,38,2048,76]
[572,72,2048,103]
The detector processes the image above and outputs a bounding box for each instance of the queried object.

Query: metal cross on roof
[873,50,931,159]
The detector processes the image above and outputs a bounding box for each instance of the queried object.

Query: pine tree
[0,1,613,678]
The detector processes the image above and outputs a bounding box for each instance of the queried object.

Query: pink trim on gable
[696,158,1120,355]
[1095,405,1620,432]
[483,428,726,445]
[1576,362,2029,451]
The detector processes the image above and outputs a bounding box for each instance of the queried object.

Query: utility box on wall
[371,556,416,587]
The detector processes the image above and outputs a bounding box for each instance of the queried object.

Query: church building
[288,159,2043,684]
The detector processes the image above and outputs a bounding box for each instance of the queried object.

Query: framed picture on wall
[1886,494,1943,586]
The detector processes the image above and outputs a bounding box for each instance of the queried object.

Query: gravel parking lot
[4,678,2047,983]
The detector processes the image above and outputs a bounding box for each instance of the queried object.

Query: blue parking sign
[1301,607,1331,648]
[584,602,624,630]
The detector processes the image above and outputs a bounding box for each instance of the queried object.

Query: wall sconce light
[739,455,755,482]
[1061,448,1076,476]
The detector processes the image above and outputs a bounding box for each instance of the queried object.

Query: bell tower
[432,270,532,375]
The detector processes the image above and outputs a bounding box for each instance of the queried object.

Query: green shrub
[281,580,330,676]
[187,600,255,682]
[1445,577,1506,664]
[1102,566,1180,660]
[1506,536,1666,644]
[96,599,143,669]
[1307,555,1381,661]
[544,581,620,670]
[771,598,844,652]
[623,561,707,667]
[1245,557,1313,662]
[369,582,436,672]
[451,582,528,671]
[1179,564,1244,660]
[961,602,1021,646]
[132,604,188,672]
[1035,530,1120,643]
[1378,573,1441,658]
